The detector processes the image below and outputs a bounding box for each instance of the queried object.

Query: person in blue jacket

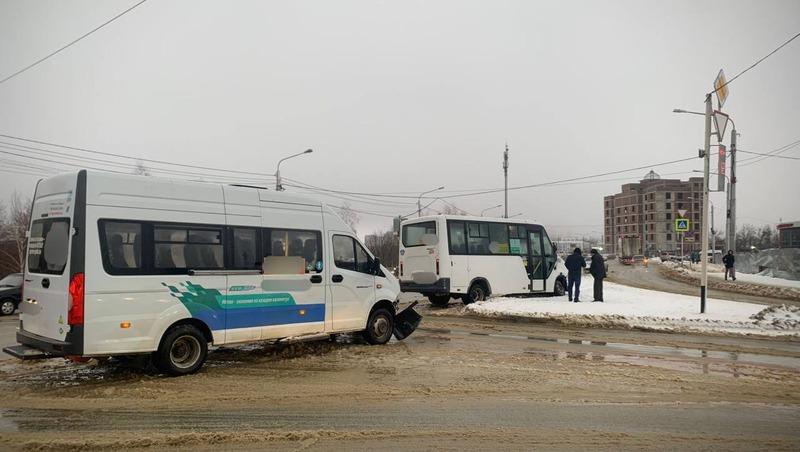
[564,248,587,302]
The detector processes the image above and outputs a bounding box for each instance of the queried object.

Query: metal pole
[275,149,313,191]
[710,200,715,263]
[700,94,712,313]
[417,186,445,217]
[503,144,509,218]
[725,180,731,253]
[729,128,737,252]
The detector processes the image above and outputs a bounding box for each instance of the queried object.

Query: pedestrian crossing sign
[675,219,690,232]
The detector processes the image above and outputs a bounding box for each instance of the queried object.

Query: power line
[0,133,270,178]
[710,31,800,96]
[737,149,800,160]
[0,0,149,86]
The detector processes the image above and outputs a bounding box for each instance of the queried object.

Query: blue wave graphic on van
[162,282,325,331]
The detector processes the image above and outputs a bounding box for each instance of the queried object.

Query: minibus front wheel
[154,324,208,376]
[363,307,394,345]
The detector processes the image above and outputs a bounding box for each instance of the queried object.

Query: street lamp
[481,204,502,217]
[417,186,445,217]
[673,97,712,313]
[275,149,313,191]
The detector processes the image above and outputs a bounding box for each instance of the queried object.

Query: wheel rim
[470,286,483,302]
[171,335,201,370]
[372,314,391,340]
[1,301,13,315]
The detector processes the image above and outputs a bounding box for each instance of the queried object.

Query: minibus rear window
[27,218,70,275]
[402,221,437,247]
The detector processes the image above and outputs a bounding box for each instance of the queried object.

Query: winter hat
[590,249,598,254]
[574,247,582,254]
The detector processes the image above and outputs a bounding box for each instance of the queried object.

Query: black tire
[427,294,451,307]
[363,308,394,345]
[553,278,566,297]
[0,299,15,316]
[154,325,207,376]
[463,283,486,305]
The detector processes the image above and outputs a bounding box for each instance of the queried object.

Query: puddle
[417,327,800,373]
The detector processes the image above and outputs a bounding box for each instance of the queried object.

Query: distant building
[777,221,800,248]
[604,170,705,256]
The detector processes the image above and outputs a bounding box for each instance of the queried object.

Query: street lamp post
[674,99,722,313]
[417,186,445,217]
[275,149,313,191]
[481,204,502,217]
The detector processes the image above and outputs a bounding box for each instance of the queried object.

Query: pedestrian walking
[722,250,736,281]
[589,249,606,302]
[564,247,586,302]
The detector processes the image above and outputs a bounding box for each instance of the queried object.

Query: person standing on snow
[564,247,586,302]
[589,248,606,302]
[722,250,736,281]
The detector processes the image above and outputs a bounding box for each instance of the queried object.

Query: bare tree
[0,192,32,273]
[133,160,151,176]
[364,231,399,268]
[440,203,467,216]
[336,202,360,234]
[735,224,760,252]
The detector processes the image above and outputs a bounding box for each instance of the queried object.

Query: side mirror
[372,257,381,275]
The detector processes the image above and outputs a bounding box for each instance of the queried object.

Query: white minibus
[4,170,420,376]
[399,215,567,306]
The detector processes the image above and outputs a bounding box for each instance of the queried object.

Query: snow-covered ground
[462,269,800,338]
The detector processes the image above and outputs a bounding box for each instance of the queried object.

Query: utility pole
[728,128,737,253]
[503,143,509,218]
[700,93,712,314]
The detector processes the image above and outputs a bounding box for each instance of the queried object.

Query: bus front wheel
[154,325,208,376]
[427,294,451,307]
[553,278,566,296]
[464,283,486,305]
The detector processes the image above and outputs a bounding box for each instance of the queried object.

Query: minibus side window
[264,229,323,273]
[231,228,259,270]
[101,221,142,272]
[333,235,372,275]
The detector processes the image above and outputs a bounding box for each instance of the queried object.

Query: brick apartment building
[604,170,705,256]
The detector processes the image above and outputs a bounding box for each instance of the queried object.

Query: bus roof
[401,214,543,226]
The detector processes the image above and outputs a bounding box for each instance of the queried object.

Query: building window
[666,192,672,199]
[666,202,671,210]
[667,233,672,241]
[678,193,683,200]
[666,213,672,220]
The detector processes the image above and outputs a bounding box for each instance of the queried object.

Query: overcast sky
[1,0,798,240]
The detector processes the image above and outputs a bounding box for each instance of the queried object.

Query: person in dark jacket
[722,250,736,281]
[589,249,606,302]
[564,247,586,302]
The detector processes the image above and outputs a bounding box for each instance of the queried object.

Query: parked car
[0,273,23,316]
[659,251,678,261]
[606,254,617,260]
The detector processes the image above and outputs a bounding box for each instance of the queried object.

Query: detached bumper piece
[393,301,422,340]
[3,344,54,360]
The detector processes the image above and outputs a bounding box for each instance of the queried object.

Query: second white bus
[399,215,567,305]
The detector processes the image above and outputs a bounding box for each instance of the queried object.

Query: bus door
[526,226,558,292]
[526,228,545,291]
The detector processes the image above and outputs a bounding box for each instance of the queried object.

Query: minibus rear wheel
[154,325,208,376]
[463,283,486,304]
[427,294,451,307]
[363,308,394,345]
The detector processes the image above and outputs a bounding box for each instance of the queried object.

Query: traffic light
[717,144,727,192]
